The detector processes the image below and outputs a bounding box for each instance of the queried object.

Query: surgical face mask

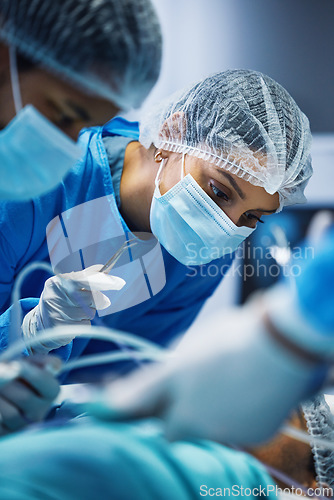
[150,154,255,266]
[0,47,82,201]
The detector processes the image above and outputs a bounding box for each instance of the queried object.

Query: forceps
[99,238,138,274]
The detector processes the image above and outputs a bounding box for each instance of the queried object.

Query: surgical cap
[0,0,162,110]
[303,395,334,489]
[140,70,313,209]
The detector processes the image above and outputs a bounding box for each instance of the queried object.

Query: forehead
[185,143,270,173]
[186,152,280,211]
[24,67,119,122]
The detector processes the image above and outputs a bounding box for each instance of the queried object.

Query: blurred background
[127,0,334,319]
[134,0,334,133]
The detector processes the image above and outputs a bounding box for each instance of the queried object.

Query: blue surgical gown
[0,117,233,380]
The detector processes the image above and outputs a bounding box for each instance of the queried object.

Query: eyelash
[210,183,229,202]
[210,183,265,224]
[244,213,264,224]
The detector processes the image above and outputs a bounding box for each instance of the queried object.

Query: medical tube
[60,349,169,374]
[265,464,328,500]
[237,445,328,500]
[9,259,153,367]
[9,261,54,348]
[0,324,168,362]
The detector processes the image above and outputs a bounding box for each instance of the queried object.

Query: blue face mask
[0,47,82,201]
[0,105,82,200]
[150,154,255,266]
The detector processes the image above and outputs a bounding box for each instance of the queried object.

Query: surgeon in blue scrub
[0,0,162,433]
[0,2,312,420]
[0,67,313,380]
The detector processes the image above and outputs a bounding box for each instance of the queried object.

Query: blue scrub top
[0,117,233,380]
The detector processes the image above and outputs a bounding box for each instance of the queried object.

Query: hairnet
[140,69,313,209]
[303,395,334,489]
[0,0,162,110]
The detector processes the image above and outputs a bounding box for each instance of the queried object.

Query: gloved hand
[0,355,61,435]
[88,228,334,446]
[22,265,125,353]
[91,301,318,445]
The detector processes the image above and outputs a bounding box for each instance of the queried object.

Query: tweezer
[99,238,138,274]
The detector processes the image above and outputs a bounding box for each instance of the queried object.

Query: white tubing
[9,261,54,348]
[60,349,170,374]
[0,324,168,362]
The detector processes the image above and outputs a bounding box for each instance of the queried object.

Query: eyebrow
[215,169,246,199]
[215,169,277,213]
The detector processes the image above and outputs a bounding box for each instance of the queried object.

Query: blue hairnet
[140,70,313,209]
[0,0,162,110]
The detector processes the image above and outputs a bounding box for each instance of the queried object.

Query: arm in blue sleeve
[0,200,38,354]
[0,201,35,312]
[0,201,72,359]
[0,298,72,362]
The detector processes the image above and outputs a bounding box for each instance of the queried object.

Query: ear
[154,148,172,162]
[159,111,187,143]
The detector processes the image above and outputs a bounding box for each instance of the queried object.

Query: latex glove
[89,230,334,445]
[0,355,61,435]
[22,265,125,353]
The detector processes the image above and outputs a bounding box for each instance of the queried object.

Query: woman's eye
[210,183,229,202]
[57,114,75,127]
[244,212,264,224]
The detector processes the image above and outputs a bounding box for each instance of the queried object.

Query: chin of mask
[0,105,82,201]
[150,153,255,266]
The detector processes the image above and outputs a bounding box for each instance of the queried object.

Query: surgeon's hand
[22,265,125,353]
[0,355,61,435]
[92,301,320,445]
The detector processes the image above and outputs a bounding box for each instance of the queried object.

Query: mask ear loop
[9,46,23,114]
[154,158,165,190]
[155,153,186,191]
[181,153,186,180]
